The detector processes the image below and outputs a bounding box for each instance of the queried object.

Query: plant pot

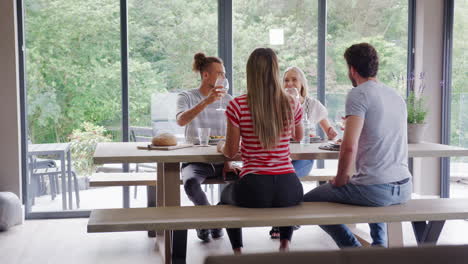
[407,123,427,143]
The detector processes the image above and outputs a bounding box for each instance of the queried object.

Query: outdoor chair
[29,156,80,208]
[130,126,156,198]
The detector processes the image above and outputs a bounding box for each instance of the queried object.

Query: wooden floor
[1,218,468,264]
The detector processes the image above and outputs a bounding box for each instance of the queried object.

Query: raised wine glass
[334,110,345,139]
[215,77,229,111]
[285,87,300,103]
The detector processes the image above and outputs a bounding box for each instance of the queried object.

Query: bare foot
[233,248,242,255]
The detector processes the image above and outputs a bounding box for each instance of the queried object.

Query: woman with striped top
[217,48,304,253]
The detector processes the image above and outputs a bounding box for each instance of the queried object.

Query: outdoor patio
[30,177,468,213]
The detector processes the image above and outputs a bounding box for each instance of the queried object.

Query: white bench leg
[347,224,371,247]
[387,222,404,248]
[348,222,404,248]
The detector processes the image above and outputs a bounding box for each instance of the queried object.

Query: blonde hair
[246,48,293,150]
[283,66,309,97]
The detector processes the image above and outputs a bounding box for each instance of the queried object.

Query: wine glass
[334,111,345,139]
[215,76,229,111]
[285,87,300,103]
[285,88,301,139]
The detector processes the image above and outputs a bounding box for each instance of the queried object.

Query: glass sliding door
[325,0,409,170]
[449,0,468,198]
[24,0,121,213]
[127,0,218,205]
[233,0,319,96]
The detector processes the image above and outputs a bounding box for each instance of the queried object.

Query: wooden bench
[204,245,468,264]
[87,198,468,264]
[88,168,336,187]
[89,169,334,208]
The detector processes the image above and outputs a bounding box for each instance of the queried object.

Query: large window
[449,0,468,198]
[233,0,318,96]
[326,0,408,121]
[128,0,218,130]
[125,0,218,204]
[21,0,413,217]
[24,0,121,212]
[324,0,408,169]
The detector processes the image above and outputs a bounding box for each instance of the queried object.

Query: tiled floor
[6,179,468,264]
[1,217,468,264]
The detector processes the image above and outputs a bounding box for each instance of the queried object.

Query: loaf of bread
[152,133,177,146]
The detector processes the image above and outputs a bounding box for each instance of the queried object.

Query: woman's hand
[217,140,225,153]
[326,126,338,140]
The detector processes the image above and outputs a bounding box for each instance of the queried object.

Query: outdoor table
[28,143,73,210]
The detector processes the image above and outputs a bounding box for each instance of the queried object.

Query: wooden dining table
[93,141,468,262]
[94,142,468,208]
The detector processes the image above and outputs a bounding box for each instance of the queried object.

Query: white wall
[412,0,444,196]
[0,0,22,198]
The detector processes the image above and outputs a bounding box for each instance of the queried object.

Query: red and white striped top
[225,94,303,177]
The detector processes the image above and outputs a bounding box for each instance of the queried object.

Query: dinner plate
[193,138,224,145]
[208,138,223,145]
[290,137,325,144]
[319,143,340,151]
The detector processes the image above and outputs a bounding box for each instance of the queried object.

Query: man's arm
[332,115,364,187]
[176,89,225,126]
[176,100,210,126]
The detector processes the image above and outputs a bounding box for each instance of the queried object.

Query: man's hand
[203,87,226,105]
[329,175,349,187]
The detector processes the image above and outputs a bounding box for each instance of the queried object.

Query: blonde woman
[217,48,304,253]
[284,66,337,176]
[261,67,340,240]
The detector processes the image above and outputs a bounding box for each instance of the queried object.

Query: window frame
[18,0,415,218]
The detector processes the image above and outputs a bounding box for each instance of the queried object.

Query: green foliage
[24,0,466,163]
[450,0,468,162]
[407,91,427,124]
[233,0,318,95]
[25,0,122,143]
[69,122,112,176]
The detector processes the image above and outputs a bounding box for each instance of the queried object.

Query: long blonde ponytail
[246,48,294,150]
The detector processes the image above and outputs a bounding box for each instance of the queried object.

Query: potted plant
[406,72,428,143]
[69,122,112,177]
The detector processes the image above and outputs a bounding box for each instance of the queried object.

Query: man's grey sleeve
[345,89,367,118]
[176,92,189,118]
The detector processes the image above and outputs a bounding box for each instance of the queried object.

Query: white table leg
[156,162,181,264]
[387,222,404,247]
[156,162,165,237]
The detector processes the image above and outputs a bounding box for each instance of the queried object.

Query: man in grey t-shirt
[177,88,232,144]
[176,53,234,242]
[304,43,412,248]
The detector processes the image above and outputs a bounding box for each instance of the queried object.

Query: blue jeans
[292,160,314,177]
[303,179,412,248]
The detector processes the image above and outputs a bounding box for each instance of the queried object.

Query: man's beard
[348,71,357,87]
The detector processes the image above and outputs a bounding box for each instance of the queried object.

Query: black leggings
[219,173,303,249]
